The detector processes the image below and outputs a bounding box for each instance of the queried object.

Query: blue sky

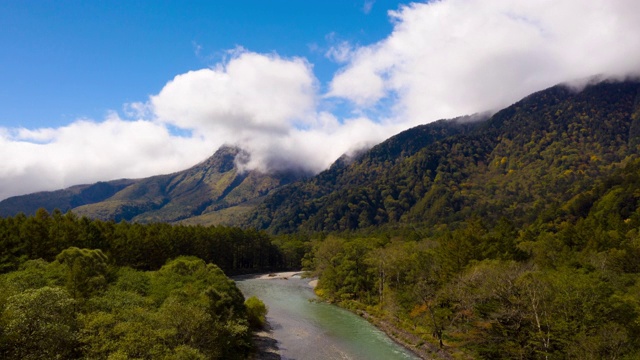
[0,0,403,129]
[1,0,639,200]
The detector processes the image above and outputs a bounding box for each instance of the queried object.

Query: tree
[245,296,268,329]
[55,247,109,301]
[1,286,76,360]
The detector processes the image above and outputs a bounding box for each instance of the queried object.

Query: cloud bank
[0,115,212,200]
[2,0,640,200]
[148,51,397,174]
[329,0,640,124]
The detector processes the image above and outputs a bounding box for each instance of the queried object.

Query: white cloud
[2,0,640,201]
[325,41,354,63]
[329,0,640,125]
[0,115,212,201]
[150,50,394,175]
[234,113,403,174]
[152,51,318,136]
[192,40,203,57]
[0,50,391,200]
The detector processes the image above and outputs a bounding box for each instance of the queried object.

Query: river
[235,273,420,360]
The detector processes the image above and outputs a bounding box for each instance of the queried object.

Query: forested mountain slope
[0,146,301,224]
[245,116,484,232]
[247,79,640,233]
[304,155,640,358]
[0,179,136,218]
[2,79,639,232]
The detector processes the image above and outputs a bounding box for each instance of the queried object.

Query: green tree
[55,247,109,301]
[1,286,76,360]
[157,292,213,354]
[245,296,268,329]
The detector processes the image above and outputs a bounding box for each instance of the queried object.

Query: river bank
[250,323,281,360]
[233,272,292,359]
[236,271,306,359]
[355,311,453,360]
[236,271,421,360]
[254,273,452,359]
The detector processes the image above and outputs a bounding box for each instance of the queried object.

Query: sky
[1,0,640,200]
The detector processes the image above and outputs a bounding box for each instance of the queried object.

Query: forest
[0,209,285,274]
[304,158,640,359]
[0,212,273,359]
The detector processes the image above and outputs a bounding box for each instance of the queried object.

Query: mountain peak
[200,145,246,173]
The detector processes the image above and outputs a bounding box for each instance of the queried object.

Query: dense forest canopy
[303,157,640,358]
[0,253,269,359]
[0,209,286,274]
[0,212,277,359]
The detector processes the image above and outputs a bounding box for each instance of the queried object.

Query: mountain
[245,79,640,233]
[0,179,136,218]
[3,79,639,231]
[0,146,301,224]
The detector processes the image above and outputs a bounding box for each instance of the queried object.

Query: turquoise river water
[235,274,420,360]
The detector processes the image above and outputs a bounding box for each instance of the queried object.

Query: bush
[244,296,268,329]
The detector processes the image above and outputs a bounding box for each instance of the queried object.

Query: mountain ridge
[0,146,302,224]
[2,79,639,232]
[244,79,640,233]
[0,179,137,218]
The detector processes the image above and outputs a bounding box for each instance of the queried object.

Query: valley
[2,79,640,358]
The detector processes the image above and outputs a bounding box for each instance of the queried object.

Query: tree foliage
[304,158,640,358]
[0,251,261,359]
[0,213,286,274]
[244,296,268,329]
[1,286,76,359]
